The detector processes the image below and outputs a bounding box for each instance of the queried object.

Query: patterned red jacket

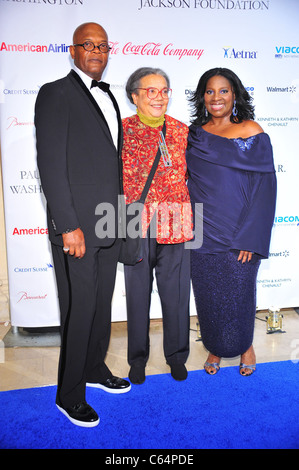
[122,114,193,244]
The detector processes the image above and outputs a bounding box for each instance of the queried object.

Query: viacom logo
[274,215,299,227]
[275,46,299,58]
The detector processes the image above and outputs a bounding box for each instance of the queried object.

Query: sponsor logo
[3,88,40,96]
[269,250,290,258]
[111,41,204,60]
[273,215,299,227]
[17,291,48,303]
[245,86,254,96]
[1,39,204,60]
[14,263,54,273]
[223,46,257,59]
[275,46,299,58]
[0,42,70,53]
[7,116,34,129]
[266,85,296,93]
[12,227,48,235]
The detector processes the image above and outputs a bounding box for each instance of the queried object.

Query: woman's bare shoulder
[241,120,264,137]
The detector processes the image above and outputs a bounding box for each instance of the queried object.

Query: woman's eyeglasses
[135,87,172,100]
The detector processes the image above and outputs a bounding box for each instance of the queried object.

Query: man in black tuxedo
[35,22,130,428]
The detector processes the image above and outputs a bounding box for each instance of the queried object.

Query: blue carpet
[0,361,298,450]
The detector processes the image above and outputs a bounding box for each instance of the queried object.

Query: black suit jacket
[35,70,123,247]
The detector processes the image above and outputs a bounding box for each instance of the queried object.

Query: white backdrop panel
[0,0,298,326]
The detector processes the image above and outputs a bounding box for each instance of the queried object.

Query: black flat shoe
[129,364,146,384]
[56,401,99,427]
[86,376,131,394]
[170,364,188,381]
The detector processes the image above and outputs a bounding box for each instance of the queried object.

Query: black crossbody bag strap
[139,121,166,203]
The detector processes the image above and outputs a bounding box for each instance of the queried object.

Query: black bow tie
[91,80,110,92]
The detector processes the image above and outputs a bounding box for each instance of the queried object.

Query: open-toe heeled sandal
[204,361,220,375]
[239,363,256,376]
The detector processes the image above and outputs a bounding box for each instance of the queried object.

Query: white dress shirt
[73,66,119,149]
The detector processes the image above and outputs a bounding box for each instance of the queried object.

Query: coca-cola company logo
[111,41,204,60]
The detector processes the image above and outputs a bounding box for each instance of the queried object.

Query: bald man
[35,23,130,428]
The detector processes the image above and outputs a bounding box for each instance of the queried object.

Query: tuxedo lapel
[69,69,109,126]
[68,70,122,154]
[107,88,123,156]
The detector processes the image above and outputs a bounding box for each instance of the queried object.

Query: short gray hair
[125,67,170,104]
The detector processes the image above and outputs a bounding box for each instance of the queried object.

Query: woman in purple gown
[186,68,276,376]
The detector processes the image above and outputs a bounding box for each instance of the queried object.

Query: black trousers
[124,236,191,368]
[51,240,121,408]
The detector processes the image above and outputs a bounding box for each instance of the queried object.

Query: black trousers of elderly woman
[124,232,190,369]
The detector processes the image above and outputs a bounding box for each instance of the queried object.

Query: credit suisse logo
[14,263,54,274]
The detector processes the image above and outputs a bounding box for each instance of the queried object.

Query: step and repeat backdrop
[0,0,298,327]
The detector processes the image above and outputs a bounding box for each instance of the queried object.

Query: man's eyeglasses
[135,87,172,100]
[73,41,112,53]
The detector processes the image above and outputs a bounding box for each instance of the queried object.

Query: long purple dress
[186,126,276,358]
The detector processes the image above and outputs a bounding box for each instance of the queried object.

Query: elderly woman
[122,67,193,384]
[186,68,276,376]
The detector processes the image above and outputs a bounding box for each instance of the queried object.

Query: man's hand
[62,228,86,259]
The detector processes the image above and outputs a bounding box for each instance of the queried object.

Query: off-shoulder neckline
[200,126,266,141]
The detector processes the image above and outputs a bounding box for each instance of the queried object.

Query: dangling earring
[232,100,238,117]
[204,107,208,118]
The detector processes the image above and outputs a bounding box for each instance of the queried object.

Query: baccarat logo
[17,291,48,303]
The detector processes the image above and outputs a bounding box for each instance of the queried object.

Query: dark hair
[189,67,255,126]
[125,67,170,104]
